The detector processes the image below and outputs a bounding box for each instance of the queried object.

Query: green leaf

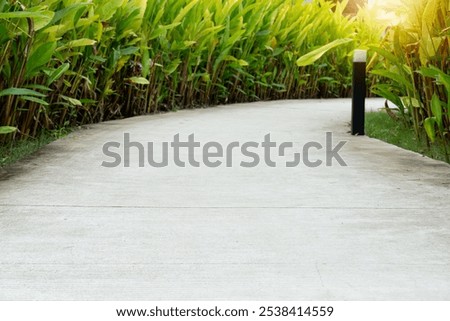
[120,46,139,56]
[296,38,353,67]
[0,126,17,135]
[149,23,181,40]
[369,46,401,65]
[20,96,49,106]
[371,69,414,93]
[61,95,82,106]
[31,11,55,30]
[127,77,150,85]
[47,63,70,86]
[79,99,97,104]
[96,0,126,21]
[431,94,443,131]
[24,84,52,92]
[401,96,422,110]
[49,2,92,25]
[424,117,436,143]
[370,84,404,112]
[419,67,439,79]
[57,39,96,51]
[172,0,200,25]
[163,59,181,75]
[141,48,150,78]
[0,11,48,19]
[238,59,249,67]
[0,88,46,97]
[25,42,57,78]
[420,66,450,113]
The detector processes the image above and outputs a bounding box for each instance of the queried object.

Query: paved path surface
[1,99,449,300]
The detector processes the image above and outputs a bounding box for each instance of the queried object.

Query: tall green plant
[370,0,449,161]
[0,0,380,143]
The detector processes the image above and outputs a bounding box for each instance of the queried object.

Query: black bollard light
[351,49,367,136]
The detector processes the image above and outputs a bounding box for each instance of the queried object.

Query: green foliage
[369,0,449,156]
[296,38,353,67]
[0,0,381,143]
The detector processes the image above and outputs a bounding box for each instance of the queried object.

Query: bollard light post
[351,49,367,136]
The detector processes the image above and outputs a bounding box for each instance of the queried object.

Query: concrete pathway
[0,99,449,300]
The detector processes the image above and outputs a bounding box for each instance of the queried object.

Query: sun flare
[367,0,403,9]
[366,0,404,25]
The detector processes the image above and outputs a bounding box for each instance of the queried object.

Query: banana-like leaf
[127,77,150,85]
[49,2,92,25]
[61,95,82,106]
[0,88,46,97]
[371,69,414,93]
[163,59,181,75]
[31,11,55,30]
[96,0,127,21]
[368,46,401,65]
[47,63,70,86]
[371,84,404,112]
[420,66,450,113]
[0,126,17,135]
[0,11,49,19]
[0,9,54,31]
[296,38,353,67]
[25,42,57,78]
[172,0,200,25]
[20,96,49,106]
[57,39,96,51]
[25,84,52,92]
[431,94,443,131]
[424,117,436,143]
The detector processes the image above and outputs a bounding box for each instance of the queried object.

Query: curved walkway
[0,99,449,300]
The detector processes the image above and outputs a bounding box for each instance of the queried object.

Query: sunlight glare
[367,0,404,26]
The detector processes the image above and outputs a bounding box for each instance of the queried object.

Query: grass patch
[0,128,71,167]
[365,112,449,164]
